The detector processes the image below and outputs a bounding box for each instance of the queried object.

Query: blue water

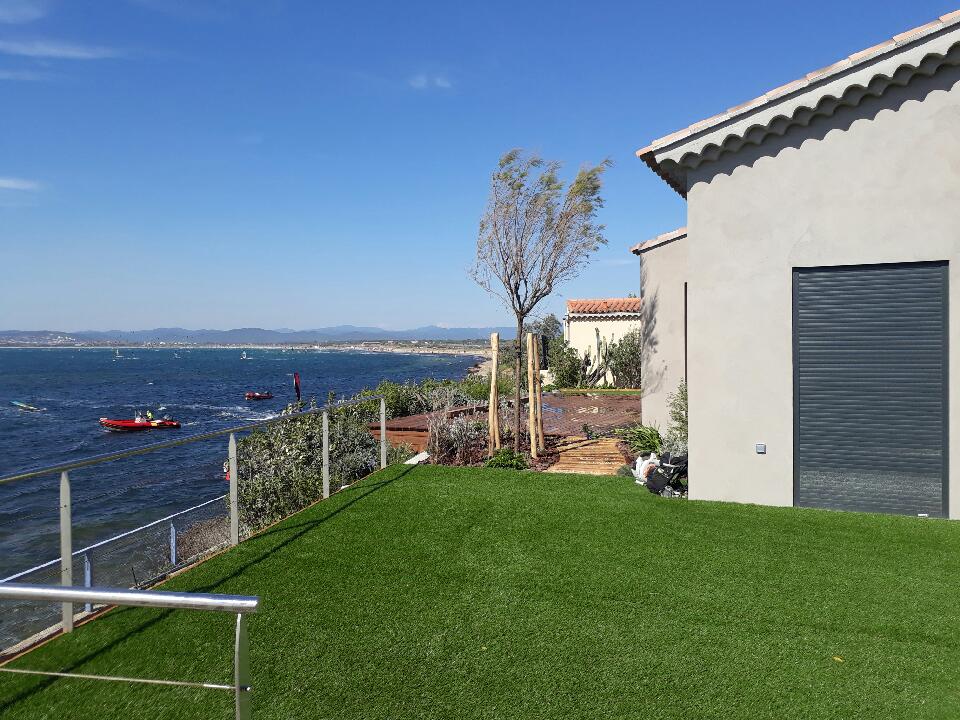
[0,347,478,578]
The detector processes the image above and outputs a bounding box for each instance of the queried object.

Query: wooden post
[533,335,545,452]
[488,333,500,455]
[530,334,539,452]
[527,333,538,459]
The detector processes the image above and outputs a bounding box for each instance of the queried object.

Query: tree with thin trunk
[471,149,610,451]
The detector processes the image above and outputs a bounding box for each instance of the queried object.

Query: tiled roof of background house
[637,9,960,196]
[566,298,642,315]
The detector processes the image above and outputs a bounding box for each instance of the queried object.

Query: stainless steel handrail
[0,394,384,485]
[0,390,390,713]
[0,583,259,719]
[0,583,259,614]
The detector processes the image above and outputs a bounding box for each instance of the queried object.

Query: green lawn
[2,465,960,719]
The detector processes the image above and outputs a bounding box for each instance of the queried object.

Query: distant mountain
[0,325,517,345]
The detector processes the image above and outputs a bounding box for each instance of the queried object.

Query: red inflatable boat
[245,391,273,401]
[99,417,181,432]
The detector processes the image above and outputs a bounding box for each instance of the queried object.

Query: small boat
[240,351,249,360]
[99,417,181,432]
[245,391,273,401]
[11,401,44,412]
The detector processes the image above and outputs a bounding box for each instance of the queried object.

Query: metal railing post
[235,613,252,720]
[0,583,260,716]
[170,521,177,566]
[59,470,73,632]
[322,411,330,499]
[380,398,387,469]
[83,552,92,613]
[228,433,239,546]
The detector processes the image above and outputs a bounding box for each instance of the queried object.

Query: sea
[0,347,479,580]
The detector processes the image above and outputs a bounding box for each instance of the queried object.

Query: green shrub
[457,376,493,402]
[236,399,379,536]
[485,448,529,470]
[363,377,493,421]
[548,339,584,388]
[616,464,635,478]
[664,379,688,455]
[363,381,427,419]
[428,416,488,466]
[606,327,643,389]
[615,423,662,456]
[387,442,416,465]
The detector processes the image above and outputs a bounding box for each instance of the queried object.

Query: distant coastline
[0,325,515,347]
[0,341,494,376]
[0,340,488,353]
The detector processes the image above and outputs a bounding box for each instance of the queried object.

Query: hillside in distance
[0,325,517,346]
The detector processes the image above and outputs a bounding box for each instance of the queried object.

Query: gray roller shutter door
[794,262,948,517]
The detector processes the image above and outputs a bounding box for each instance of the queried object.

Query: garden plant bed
[374,393,642,454]
[2,465,959,719]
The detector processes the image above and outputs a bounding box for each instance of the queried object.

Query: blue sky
[1,0,956,331]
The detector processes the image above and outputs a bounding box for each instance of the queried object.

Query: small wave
[169,403,246,412]
[244,411,278,422]
[37,398,108,409]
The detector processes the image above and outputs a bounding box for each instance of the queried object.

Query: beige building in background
[634,11,960,518]
[564,298,642,385]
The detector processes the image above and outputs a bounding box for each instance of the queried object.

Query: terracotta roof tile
[566,298,642,315]
[893,20,942,44]
[764,77,807,100]
[806,58,853,81]
[847,38,896,64]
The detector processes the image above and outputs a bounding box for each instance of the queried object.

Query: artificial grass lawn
[2,465,960,719]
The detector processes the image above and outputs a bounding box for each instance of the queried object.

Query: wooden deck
[543,436,627,476]
[372,393,642,453]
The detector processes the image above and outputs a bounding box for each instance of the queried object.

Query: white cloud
[0,176,41,190]
[0,39,119,60]
[407,73,453,90]
[0,68,45,80]
[0,0,47,24]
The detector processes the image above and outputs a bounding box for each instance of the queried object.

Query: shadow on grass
[0,465,415,714]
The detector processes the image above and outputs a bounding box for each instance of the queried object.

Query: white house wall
[684,62,960,514]
[638,237,688,431]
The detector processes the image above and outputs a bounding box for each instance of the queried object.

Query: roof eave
[630,226,688,254]
[636,146,686,198]
[636,11,960,196]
